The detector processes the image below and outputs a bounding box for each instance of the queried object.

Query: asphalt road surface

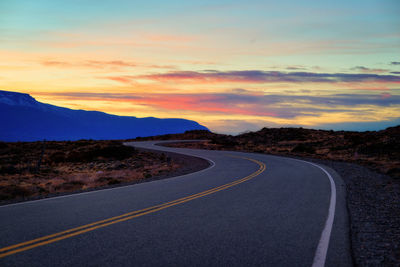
[0,141,352,266]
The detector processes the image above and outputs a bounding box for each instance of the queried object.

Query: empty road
[0,141,352,266]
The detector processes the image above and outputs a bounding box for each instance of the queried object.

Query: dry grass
[0,140,179,201]
[161,127,400,179]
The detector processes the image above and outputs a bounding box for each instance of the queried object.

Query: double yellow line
[0,156,265,258]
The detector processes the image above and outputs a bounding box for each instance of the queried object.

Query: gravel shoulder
[279,155,400,266]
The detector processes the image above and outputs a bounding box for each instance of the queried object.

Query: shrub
[107,178,121,185]
[55,180,85,191]
[0,142,8,149]
[358,142,400,157]
[211,136,238,147]
[66,143,136,162]
[49,152,66,163]
[0,185,32,200]
[0,165,18,174]
[292,143,316,154]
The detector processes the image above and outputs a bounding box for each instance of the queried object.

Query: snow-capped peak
[0,90,41,108]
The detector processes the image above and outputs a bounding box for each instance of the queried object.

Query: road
[0,141,352,266]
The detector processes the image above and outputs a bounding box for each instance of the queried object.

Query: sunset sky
[1,0,399,134]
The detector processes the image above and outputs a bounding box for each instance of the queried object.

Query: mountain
[0,90,209,141]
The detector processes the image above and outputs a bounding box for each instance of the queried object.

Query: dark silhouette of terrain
[137,126,400,178]
[0,140,183,201]
[0,90,208,141]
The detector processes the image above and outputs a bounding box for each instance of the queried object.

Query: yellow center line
[0,156,265,258]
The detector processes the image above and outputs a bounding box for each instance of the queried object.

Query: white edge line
[0,141,216,209]
[290,158,336,267]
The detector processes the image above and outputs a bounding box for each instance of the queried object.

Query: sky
[1,0,399,134]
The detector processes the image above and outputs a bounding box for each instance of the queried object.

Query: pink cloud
[380,92,392,99]
[106,76,135,84]
[36,91,400,120]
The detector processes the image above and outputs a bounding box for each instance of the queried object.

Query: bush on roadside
[291,143,316,154]
[48,142,136,163]
[0,185,33,200]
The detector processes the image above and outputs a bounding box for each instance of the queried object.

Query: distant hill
[146,126,400,178]
[0,90,208,141]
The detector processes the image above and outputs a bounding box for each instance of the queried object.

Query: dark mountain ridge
[0,90,208,141]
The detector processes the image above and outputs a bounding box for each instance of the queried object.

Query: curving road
[0,141,352,266]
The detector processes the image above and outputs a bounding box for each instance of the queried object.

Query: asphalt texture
[0,141,352,266]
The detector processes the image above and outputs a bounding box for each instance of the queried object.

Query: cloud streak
[133,70,400,84]
[41,60,136,68]
[350,66,388,73]
[38,91,400,119]
[40,60,175,69]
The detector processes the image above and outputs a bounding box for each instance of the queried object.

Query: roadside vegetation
[0,140,179,201]
[147,126,400,179]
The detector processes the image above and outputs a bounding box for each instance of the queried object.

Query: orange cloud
[105,76,136,84]
[129,96,278,117]
[34,91,400,120]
